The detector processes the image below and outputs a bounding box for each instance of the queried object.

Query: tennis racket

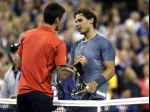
[52,63,89,99]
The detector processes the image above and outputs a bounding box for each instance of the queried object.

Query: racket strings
[56,65,89,97]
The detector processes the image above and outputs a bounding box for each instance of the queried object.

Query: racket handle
[73,62,83,74]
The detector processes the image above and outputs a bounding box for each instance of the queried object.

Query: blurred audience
[0,0,149,100]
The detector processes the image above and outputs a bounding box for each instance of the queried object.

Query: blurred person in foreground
[0,49,11,88]
[16,2,76,112]
[0,43,20,98]
[137,64,149,111]
[109,86,140,112]
[0,50,9,76]
[62,8,115,112]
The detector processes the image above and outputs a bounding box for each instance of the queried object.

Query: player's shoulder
[95,34,112,45]
[55,37,65,48]
[96,34,115,52]
[19,29,37,39]
[48,35,65,49]
[18,29,37,42]
[96,34,109,42]
[23,29,37,36]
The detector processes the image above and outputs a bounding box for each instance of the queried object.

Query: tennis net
[0,97,149,112]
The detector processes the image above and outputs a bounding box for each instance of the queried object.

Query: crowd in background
[0,0,149,101]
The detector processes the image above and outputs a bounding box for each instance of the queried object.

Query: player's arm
[56,66,74,81]
[54,42,71,81]
[57,62,83,81]
[86,40,116,93]
[102,61,115,80]
[55,42,82,81]
[95,61,115,85]
[86,61,115,93]
[95,39,116,86]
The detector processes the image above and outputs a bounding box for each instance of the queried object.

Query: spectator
[0,43,20,98]
[138,64,149,97]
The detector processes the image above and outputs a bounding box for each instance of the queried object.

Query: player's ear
[89,18,94,24]
[55,17,61,24]
[55,17,59,24]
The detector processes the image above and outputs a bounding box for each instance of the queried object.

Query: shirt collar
[38,25,56,34]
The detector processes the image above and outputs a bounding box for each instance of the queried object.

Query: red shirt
[138,78,149,97]
[17,25,67,96]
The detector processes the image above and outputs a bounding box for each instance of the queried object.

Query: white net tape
[0,97,149,112]
[0,97,149,106]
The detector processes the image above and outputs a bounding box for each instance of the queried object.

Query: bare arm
[75,56,115,82]
[86,60,115,93]
[101,61,115,81]
[56,62,83,81]
[56,66,74,81]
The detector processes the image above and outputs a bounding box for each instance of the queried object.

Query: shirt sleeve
[100,39,116,61]
[55,42,67,66]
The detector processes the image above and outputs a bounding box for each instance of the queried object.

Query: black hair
[74,8,97,28]
[44,2,65,25]
[10,43,20,53]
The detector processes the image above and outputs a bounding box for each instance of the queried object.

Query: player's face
[75,14,91,34]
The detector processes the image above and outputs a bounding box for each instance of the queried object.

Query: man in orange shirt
[17,2,72,112]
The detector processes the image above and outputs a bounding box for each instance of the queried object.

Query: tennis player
[16,2,74,112]
[66,8,116,112]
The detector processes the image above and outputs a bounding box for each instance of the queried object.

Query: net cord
[0,97,149,107]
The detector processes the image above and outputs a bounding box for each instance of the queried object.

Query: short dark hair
[44,2,65,25]
[74,8,97,28]
[10,43,20,53]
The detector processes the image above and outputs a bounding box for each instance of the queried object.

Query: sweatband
[95,75,107,86]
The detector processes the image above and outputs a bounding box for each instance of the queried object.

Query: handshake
[57,55,87,81]
[57,62,83,81]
